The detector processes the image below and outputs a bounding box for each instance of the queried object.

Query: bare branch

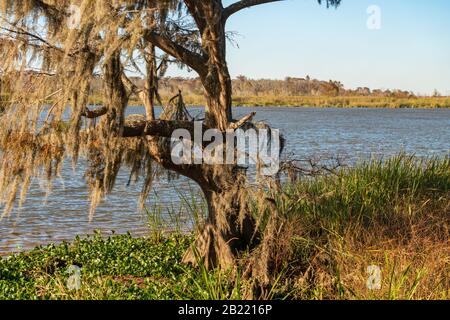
[0,25,56,50]
[81,106,108,119]
[122,119,198,138]
[143,30,207,77]
[121,74,139,94]
[229,112,256,129]
[223,0,284,21]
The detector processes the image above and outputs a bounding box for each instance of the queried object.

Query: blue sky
[168,0,450,95]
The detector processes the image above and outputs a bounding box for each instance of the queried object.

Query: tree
[0,0,341,271]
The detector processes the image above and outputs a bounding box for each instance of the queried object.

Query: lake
[1,107,449,254]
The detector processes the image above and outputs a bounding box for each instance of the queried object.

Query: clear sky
[167,0,450,95]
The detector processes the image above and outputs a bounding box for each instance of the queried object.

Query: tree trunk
[139,2,258,269]
[183,44,257,268]
[144,134,258,270]
[140,44,157,121]
[0,77,4,113]
[198,3,233,131]
[202,71,233,131]
[182,165,259,270]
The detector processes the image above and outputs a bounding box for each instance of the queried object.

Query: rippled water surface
[1,107,449,254]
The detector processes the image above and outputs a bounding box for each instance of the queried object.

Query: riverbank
[1,155,449,300]
[7,93,446,109]
[123,95,450,109]
[229,95,450,108]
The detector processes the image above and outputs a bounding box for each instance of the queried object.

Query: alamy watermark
[367,265,382,290]
[170,122,281,176]
[67,265,82,291]
[66,2,125,30]
[67,4,81,30]
[367,5,382,30]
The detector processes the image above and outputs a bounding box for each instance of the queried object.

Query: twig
[229,112,256,129]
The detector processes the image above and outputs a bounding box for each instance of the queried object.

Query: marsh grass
[125,95,450,109]
[229,95,450,108]
[145,185,207,240]
[0,154,448,300]
[270,154,449,299]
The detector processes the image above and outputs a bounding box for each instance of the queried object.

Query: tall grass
[10,92,450,109]
[280,155,449,223]
[269,154,449,299]
[132,95,450,108]
[230,95,450,108]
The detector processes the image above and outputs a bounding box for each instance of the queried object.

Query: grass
[125,95,450,109]
[4,93,448,109]
[229,95,450,108]
[0,154,449,300]
[274,155,449,299]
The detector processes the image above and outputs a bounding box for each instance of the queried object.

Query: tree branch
[122,119,198,138]
[223,0,284,21]
[121,73,139,94]
[183,0,208,34]
[229,112,256,129]
[81,106,108,119]
[143,30,207,77]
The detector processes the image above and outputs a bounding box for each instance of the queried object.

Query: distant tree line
[123,75,417,99]
[0,71,437,107]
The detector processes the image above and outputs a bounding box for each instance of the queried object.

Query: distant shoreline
[123,95,450,109]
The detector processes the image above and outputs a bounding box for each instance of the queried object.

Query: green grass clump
[280,155,449,224]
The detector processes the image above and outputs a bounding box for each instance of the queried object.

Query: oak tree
[0,0,341,270]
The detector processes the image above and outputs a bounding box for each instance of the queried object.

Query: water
[1,107,449,254]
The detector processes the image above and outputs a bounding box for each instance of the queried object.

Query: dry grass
[253,155,450,299]
[126,94,450,109]
[286,210,449,300]
[230,95,450,108]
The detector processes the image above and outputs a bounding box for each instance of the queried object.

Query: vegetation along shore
[139,94,450,108]
[1,155,448,300]
[106,76,450,108]
[3,76,450,109]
